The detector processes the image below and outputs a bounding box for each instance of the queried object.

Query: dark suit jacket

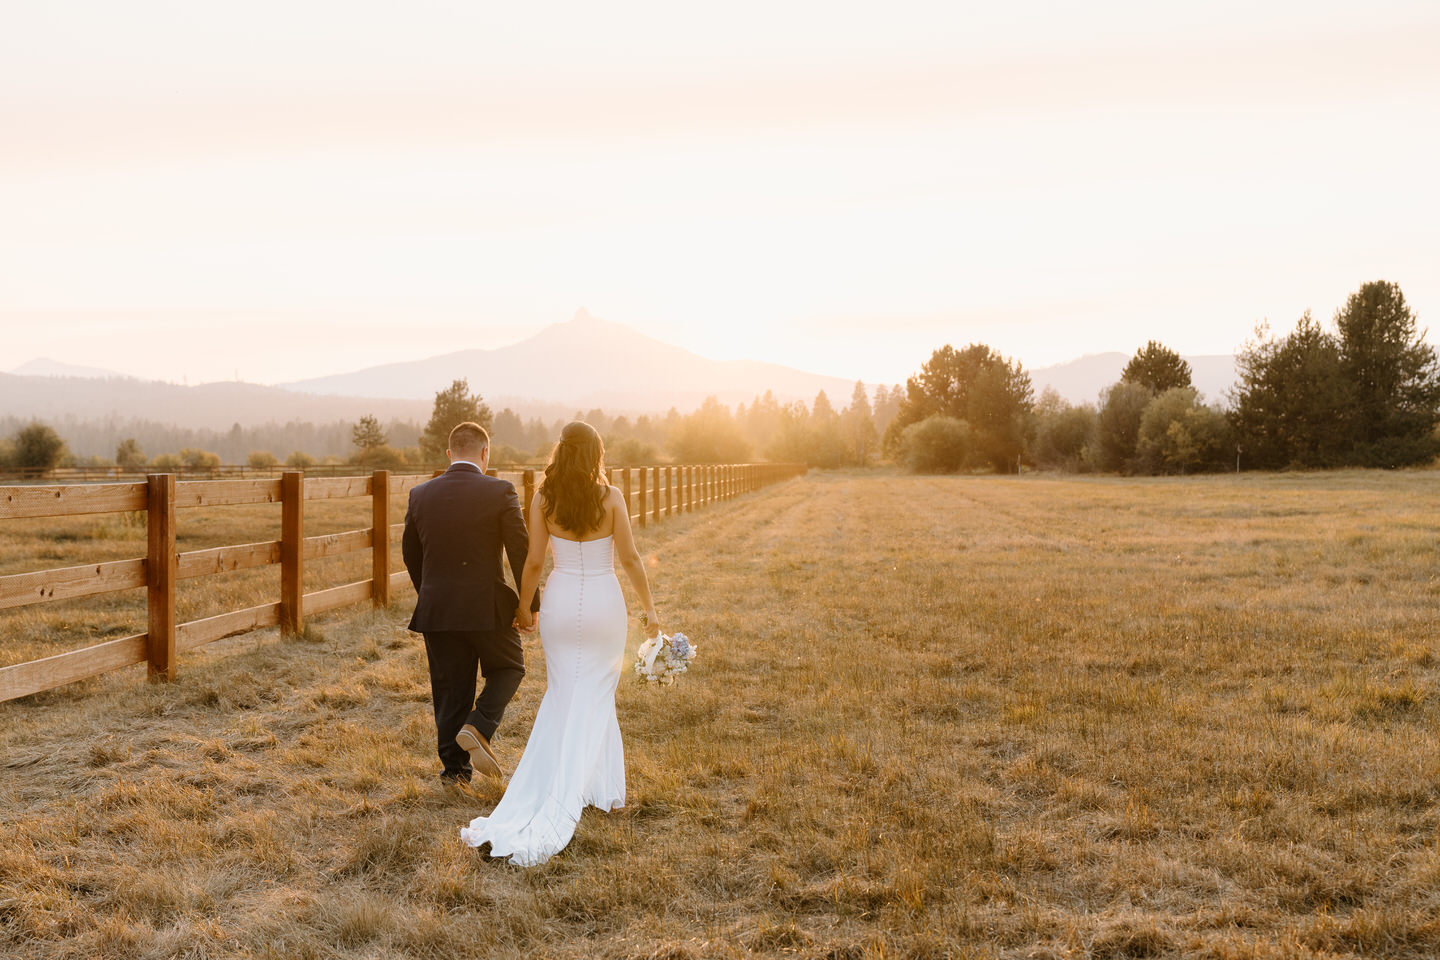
[402,463,535,633]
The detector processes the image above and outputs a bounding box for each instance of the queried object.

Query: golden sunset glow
[3,1,1438,385]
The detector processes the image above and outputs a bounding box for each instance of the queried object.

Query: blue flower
[670,633,691,659]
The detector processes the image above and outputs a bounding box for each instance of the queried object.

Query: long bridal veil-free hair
[540,421,608,536]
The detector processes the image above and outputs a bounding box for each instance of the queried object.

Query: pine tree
[1229,314,1352,469]
[1121,341,1192,393]
[842,380,877,466]
[351,415,387,450]
[419,379,493,463]
[1334,280,1440,465]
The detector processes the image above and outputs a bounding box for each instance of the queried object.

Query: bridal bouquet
[634,631,696,684]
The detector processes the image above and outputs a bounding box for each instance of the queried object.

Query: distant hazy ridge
[1029,352,1238,406]
[4,311,1238,438]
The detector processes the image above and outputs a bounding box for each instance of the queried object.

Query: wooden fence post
[664,466,672,517]
[637,467,647,528]
[281,471,304,635]
[679,466,687,514]
[146,473,177,681]
[623,467,632,519]
[652,467,661,525]
[523,469,535,527]
[372,470,390,608]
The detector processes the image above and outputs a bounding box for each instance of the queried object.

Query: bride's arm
[516,491,549,628]
[610,487,659,637]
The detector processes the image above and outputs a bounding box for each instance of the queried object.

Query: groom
[402,421,537,783]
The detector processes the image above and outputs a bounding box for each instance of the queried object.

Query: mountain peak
[571,307,601,325]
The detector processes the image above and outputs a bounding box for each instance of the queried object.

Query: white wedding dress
[459,534,627,865]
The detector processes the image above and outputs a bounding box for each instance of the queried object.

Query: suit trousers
[421,627,525,776]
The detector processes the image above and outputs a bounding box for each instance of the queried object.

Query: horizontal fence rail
[0,463,473,484]
[0,462,804,702]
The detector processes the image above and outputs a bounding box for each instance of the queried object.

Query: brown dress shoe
[455,724,502,778]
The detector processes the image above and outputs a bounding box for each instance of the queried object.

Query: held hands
[515,607,537,633]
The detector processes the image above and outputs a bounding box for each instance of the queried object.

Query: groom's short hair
[448,422,490,455]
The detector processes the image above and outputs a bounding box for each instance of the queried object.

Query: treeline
[0,415,422,465]
[1,377,905,473]
[889,280,1440,474]
[356,380,904,469]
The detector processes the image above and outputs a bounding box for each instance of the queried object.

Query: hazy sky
[3,1,1437,388]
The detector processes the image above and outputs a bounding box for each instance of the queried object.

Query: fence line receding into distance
[0,462,805,703]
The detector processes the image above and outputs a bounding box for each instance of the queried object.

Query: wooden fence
[0,462,804,703]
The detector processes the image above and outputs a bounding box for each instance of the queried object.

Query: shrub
[150,453,183,470]
[11,422,68,472]
[179,448,221,472]
[1135,387,1234,474]
[900,416,973,474]
[248,451,279,468]
[285,451,316,469]
[352,444,405,469]
[1030,391,1097,471]
[116,438,147,469]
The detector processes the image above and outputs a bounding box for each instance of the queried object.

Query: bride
[459,420,660,866]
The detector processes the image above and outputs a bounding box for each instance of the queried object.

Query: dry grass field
[2,469,1438,959]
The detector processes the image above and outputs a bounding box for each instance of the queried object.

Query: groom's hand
[515,608,536,632]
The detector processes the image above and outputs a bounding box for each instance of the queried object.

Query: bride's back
[548,534,615,577]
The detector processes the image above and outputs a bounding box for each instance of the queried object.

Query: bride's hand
[515,607,536,632]
[641,609,661,639]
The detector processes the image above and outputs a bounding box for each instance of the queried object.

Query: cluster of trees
[1229,282,1440,468]
[882,344,1034,472]
[1026,343,1235,475]
[892,281,1439,475]
[880,337,1242,475]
